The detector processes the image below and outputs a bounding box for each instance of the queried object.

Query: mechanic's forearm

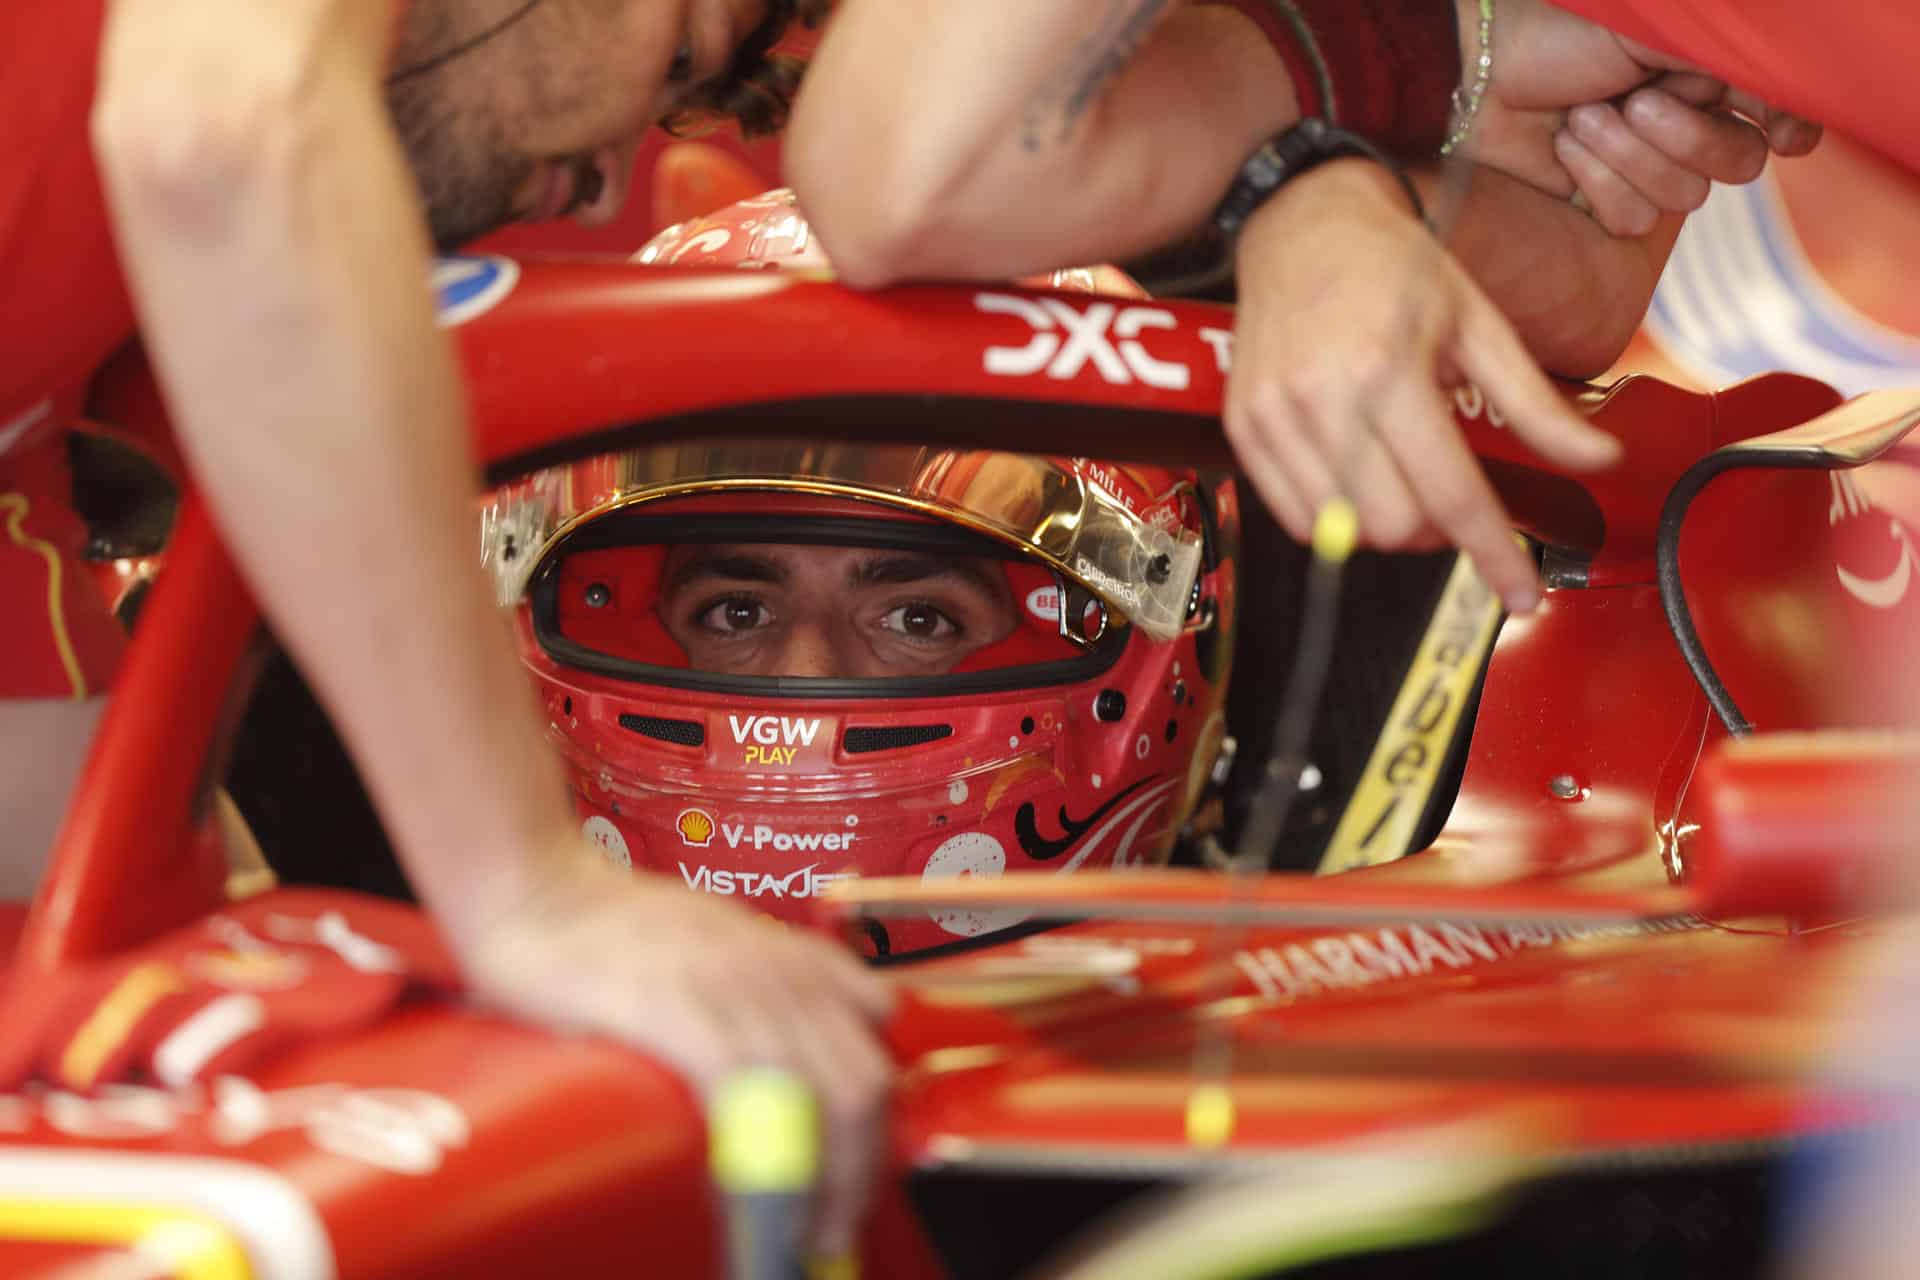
[93,0,577,940]
[1420,166,1680,376]
[788,2,1296,285]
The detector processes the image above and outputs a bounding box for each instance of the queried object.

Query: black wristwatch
[1130,118,1426,299]
[1213,117,1427,242]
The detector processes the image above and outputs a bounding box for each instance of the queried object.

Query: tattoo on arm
[1021,0,1171,152]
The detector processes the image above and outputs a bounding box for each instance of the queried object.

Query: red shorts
[0,422,124,699]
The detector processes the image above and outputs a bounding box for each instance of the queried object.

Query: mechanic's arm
[91,0,572,937]
[788,2,1288,286]
[91,4,892,1251]
[788,0,1809,287]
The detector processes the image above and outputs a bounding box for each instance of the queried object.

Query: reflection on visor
[484,441,1205,640]
[555,539,1087,678]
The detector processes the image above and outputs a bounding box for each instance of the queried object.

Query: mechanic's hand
[1553,73,1821,236]
[1463,0,1821,236]
[1225,157,1619,612]
[458,845,895,1257]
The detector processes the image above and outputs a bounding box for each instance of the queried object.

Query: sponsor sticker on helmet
[678,863,853,900]
[675,808,716,849]
[728,713,825,767]
[1026,583,1104,632]
[718,821,856,854]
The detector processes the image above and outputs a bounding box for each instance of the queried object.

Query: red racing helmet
[487,190,1239,958]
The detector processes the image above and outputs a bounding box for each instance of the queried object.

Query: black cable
[1234,535,1349,870]
[1655,455,1753,736]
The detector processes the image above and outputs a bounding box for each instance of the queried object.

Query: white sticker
[582,816,631,868]
[921,833,1030,938]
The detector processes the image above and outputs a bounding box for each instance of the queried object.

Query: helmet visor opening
[531,512,1128,698]
[485,442,1206,641]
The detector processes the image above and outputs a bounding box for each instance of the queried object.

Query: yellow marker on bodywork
[60,963,188,1089]
[1184,1084,1236,1148]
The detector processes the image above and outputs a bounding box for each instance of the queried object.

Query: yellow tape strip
[60,963,188,1090]
[0,491,89,700]
[0,1199,251,1279]
[1317,554,1503,875]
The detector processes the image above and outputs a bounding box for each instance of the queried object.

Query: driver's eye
[666,41,694,84]
[883,603,958,641]
[700,597,767,634]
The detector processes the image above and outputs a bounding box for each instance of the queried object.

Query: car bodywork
[4,258,1918,1277]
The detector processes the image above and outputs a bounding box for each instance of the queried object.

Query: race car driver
[1,0,899,1256]
[495,192,1238,959]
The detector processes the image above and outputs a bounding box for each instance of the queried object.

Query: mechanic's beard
[421,161,526,252]
[388,80,526,251]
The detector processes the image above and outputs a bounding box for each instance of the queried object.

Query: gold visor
[483,441,1204,641]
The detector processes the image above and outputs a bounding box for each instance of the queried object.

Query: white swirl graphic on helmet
[923,778,1179,937]
[582,816,631,869]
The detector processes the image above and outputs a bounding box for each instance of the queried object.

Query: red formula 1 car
[4,255,1919,1279]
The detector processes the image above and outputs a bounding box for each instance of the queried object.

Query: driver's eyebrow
[666,553,787,591]
[851,554,999,595]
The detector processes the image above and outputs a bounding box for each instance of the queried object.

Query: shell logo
[677,807,717,848]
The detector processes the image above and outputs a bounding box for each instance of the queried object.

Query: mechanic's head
[385,0,826,249]
[483,191,1239,958]
[659,542,1018,678]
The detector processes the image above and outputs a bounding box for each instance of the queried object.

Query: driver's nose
[769,623,842,678]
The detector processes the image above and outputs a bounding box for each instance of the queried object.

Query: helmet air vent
[843,724,955,754]
[618,713,706,747]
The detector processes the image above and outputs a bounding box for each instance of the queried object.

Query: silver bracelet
[1439,0,1494,157]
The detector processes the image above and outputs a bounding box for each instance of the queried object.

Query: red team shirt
[1550,0,1920,175]
[1,0,132,698]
